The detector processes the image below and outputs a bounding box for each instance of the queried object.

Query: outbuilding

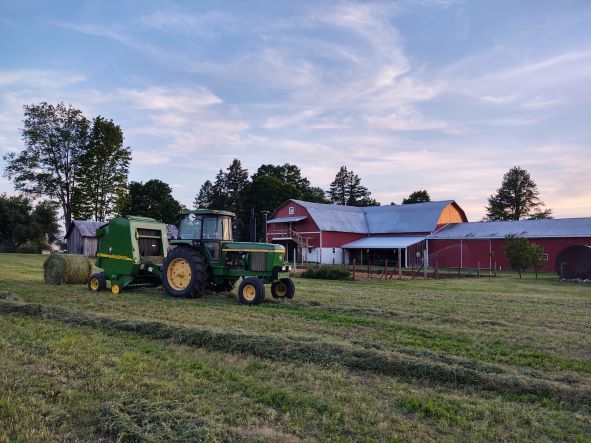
[65,220,105,257]
[427,218,591,272]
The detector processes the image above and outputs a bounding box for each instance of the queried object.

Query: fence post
[352,258,356,281]
[477,261,480,278]
[381,259,388,280]
[398,248,402,280]
[494,260,497,277]
[368,259,371,279]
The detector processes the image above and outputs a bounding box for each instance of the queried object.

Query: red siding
[322,231,365,248]
[266,200,321,247]
[429,237,591,272]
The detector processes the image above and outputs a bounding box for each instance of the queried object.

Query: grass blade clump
[99,398,210,442]
[301,267,351,280]
[43,254,92,285]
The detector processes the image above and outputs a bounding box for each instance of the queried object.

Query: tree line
[1,101,553,251]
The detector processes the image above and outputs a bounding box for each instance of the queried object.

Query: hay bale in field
[43,254,92,285]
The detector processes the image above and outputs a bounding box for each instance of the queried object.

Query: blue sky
[1,0,590,220]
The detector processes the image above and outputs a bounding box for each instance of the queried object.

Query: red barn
[267,199,466,265]
[427,218,591,272]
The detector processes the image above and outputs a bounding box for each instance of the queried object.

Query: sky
[1,0,590,221]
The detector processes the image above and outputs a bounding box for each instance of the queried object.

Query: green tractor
[88,210,295,304]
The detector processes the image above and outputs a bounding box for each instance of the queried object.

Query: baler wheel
[162,247,207,298]
[88,273,107,292]
[238,277,265,305]
[271,278,295,299]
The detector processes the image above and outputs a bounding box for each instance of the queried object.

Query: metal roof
[65,220,105,239]
[428,218,591,240]
[342,236,426,249]
[288,199,455,234]
[267,216,307,224]
[291,200,368,233]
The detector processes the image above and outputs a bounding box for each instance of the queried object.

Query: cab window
[179,215,202,240]
[203,217,223,240]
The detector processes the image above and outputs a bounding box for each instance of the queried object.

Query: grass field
[0,253,590,442]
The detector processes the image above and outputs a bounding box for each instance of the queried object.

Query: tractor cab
[173,209,234,261]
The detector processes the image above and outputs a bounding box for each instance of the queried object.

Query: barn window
[542,253,549,261]
[288,206,295,215]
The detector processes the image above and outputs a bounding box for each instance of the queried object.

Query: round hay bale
[555,245,591,279]
[43,254,92,285]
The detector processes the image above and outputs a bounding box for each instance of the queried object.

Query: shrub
[300,266,351,280]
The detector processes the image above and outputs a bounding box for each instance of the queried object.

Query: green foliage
[0,194,59,252]
[195,161,328,240]
[72,116,132,222]
[301,266,351,280]
[120,179,182,224]
[402,190,431,204]
[486,166,553,221]
[2,102,89,232]
[504,235,548,279]
[328,165,379,206]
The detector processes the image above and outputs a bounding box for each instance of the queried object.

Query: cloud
[367,106,459,133]
[0,69,85,88]
[115,86,222,111]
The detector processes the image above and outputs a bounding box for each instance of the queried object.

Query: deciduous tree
[120,179,182,225]
[72,116,131,221]
[402,190,430,204]
[3,102,89,232]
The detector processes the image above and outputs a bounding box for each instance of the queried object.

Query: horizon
[1,0,590,221]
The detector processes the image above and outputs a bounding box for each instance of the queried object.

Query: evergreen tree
[225,159,249,215]
[328,166,378,206]
[193,180,214,209]
[486,166,552,220]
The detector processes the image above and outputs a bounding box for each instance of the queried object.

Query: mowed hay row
[43,254,92,285]
[0,298,589,406]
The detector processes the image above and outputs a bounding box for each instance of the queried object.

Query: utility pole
[261,210,270,243]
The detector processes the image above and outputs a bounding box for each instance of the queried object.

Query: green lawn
[0,253,589,442]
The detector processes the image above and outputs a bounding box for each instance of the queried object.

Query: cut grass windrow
[1,298,589,407]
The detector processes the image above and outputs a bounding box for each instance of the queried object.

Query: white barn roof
[428,218,591,240]
[342,236,426,249]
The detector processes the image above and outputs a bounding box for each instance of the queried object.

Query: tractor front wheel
[238,277,265,305]
[271,278,295,299]
[162,247,208,298]
[88,273,107,292]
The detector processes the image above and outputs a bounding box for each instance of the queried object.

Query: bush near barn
[0,253,590,442]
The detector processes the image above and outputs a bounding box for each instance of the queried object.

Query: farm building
[427,218,591,272]
[266,199,467,265]
[65,220,179,257]
[65,220,105,257]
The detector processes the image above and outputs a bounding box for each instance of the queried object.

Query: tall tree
[402,190,431,204]
[120,179,182,224]
[328,166,378,206]
[225,159,249,215]
[72,116,132,221]
[193,180,214,209]
[485,166,552,221]
[3,102,89,232]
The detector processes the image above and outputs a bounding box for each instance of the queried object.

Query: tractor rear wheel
[271,278,295,299]
[88,273,107,292]
[162,247,208,298]
[238,277,265,305]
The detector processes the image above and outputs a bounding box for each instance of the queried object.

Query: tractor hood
[221,242,285,254]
